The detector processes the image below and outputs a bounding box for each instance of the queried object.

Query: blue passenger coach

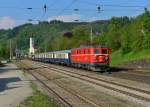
[53,50,71,65]
[33,50,71,65]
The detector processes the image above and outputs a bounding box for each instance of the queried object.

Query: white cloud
[89,17,98,22]
[0,16,15,29]
[48,14,80,22]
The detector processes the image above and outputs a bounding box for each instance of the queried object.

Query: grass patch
[18,83,58,107]
[110,50,150,65]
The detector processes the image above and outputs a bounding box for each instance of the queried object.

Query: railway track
[110,66,150,77]
[18,62,73,107]
[31,61,150,103]
[18,62,101,107]
[35,60,150,84]
[35,70,101,107]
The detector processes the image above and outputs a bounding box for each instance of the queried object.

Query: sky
[0,0,150,29]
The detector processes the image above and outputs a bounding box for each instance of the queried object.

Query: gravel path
[0,63,32,107]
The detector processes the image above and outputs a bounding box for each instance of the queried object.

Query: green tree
[121,26,132,54]
[143,9,150,49]
[0,42,9,59]
[107,17,122,52]
[72,25,90,46]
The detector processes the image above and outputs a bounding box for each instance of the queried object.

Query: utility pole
[89,5,101,46]
[44,43,47,52]
[90,26,93,45]
[9,39,12,60]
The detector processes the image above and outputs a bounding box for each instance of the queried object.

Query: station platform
[0,63,32,107]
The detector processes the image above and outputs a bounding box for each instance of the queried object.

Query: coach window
[101,49,108,54]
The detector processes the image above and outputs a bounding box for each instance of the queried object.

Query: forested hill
[0,20,110,57]
[0,10,150,63]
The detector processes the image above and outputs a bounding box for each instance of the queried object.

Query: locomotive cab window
[94,49,100,54]
[101,49,108,54]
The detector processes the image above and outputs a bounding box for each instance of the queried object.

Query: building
[29,37,35,56]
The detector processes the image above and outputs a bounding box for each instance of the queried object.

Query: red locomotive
[70,46,109,71]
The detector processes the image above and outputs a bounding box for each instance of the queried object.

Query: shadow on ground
[109,67,129,73]
[0,77,21,92]
[95,66,129,74]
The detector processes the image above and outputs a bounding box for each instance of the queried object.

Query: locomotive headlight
[95,55,103,61]
[99,56,103,59]
[105,56,108,60]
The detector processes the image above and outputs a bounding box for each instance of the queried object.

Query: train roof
[53,50,71,53]
[35,50,71,55]
[72,45,108,50]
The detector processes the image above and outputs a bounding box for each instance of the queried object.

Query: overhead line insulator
[44,4,47,13]
[97,5,101,13]
[27,8,33,10]
[74,9,79,11]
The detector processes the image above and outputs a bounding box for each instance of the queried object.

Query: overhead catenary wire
[0,6,41,9]
[55,0,78,16]
[79,0,150,8]
[37,1,58,22]
[53,0,78,21]
[0,1,148,24]
[0,7,146,13]
[0,1,149,10]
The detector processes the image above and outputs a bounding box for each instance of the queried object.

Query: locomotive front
[91,47,109,71]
